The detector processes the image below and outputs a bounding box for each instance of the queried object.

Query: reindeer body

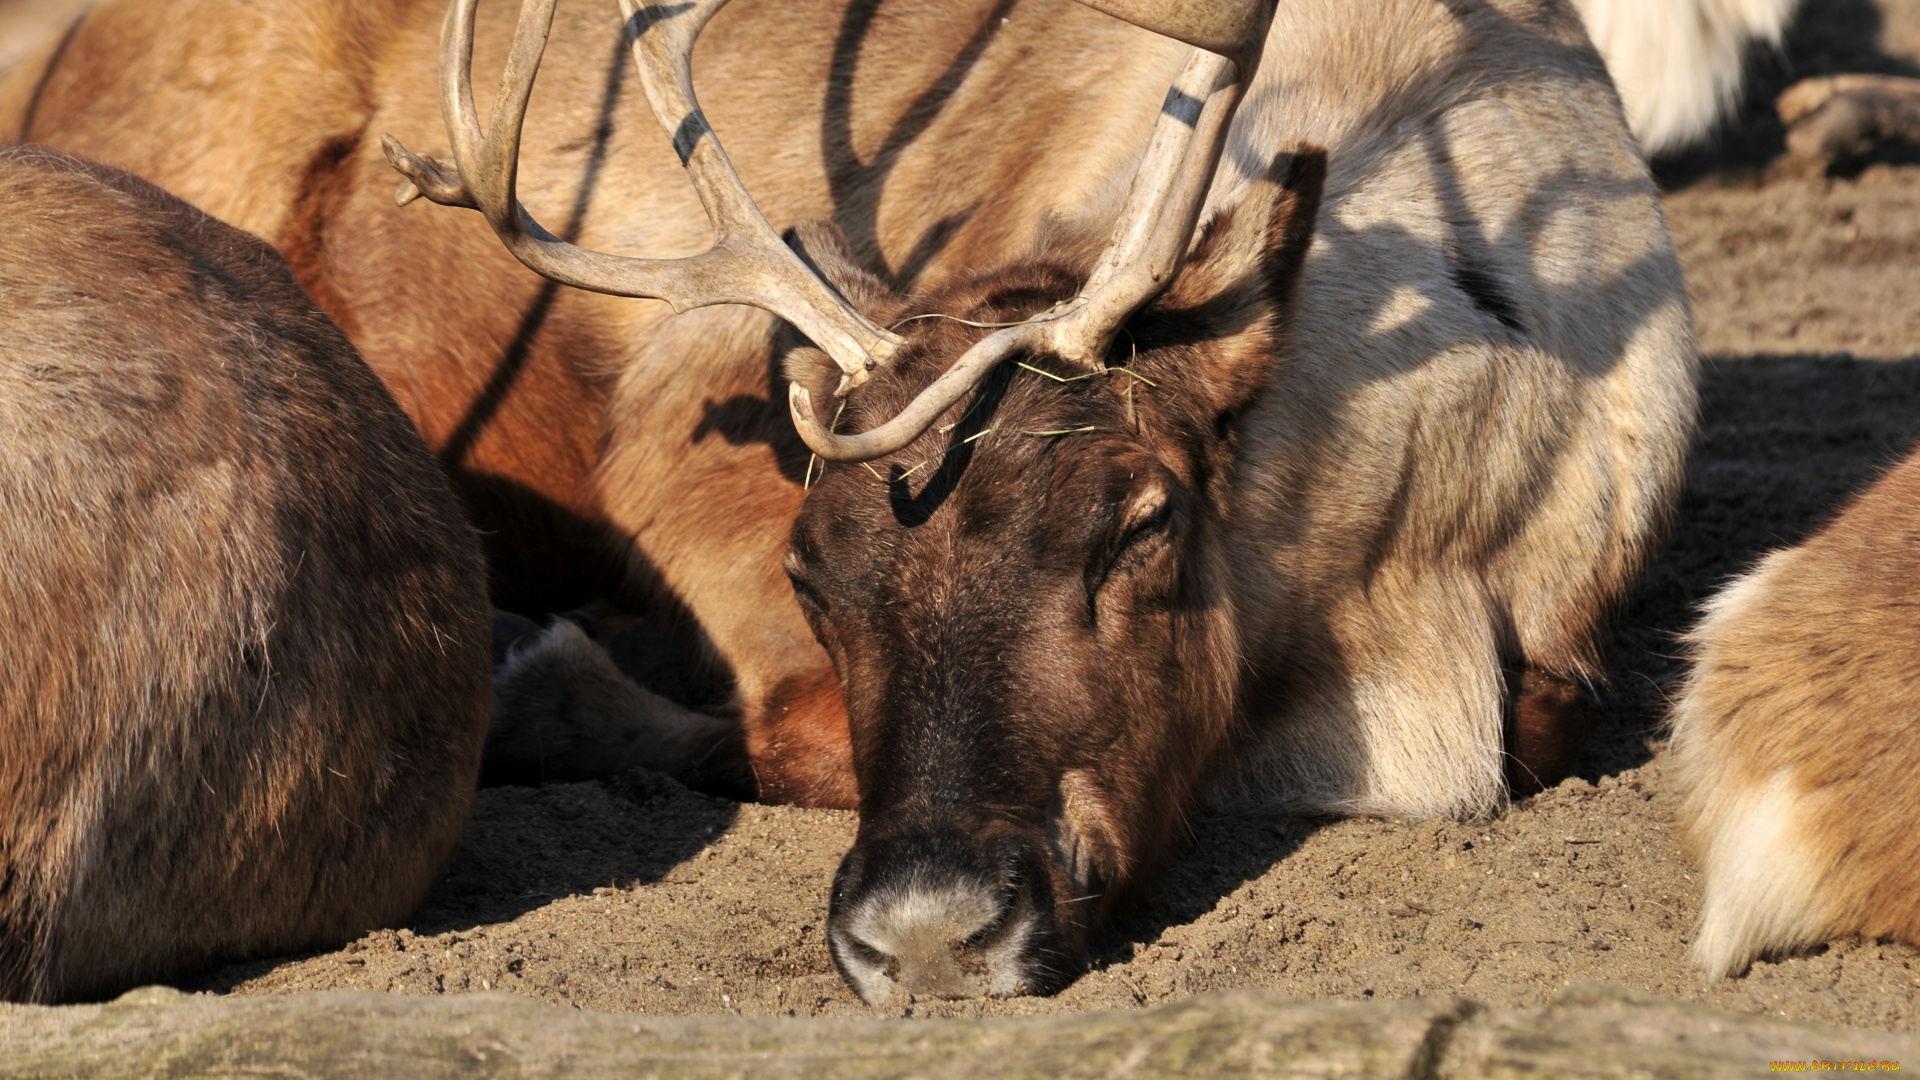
[4,0,1691,995]
[1201,0,1695,817]
[0,148,492,1002]
[1672,450,1920,980]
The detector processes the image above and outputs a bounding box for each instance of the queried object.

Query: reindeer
[361,0,1698,1001]
[1671,449,1920,981]
[0,147,492,1003]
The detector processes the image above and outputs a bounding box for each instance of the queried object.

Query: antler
[791,40,1257,461]
[383,0,902,393]
[791,9,1268,461]
[385,0,1273,461]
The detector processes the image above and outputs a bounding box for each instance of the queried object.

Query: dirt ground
[174,0,1920,1033]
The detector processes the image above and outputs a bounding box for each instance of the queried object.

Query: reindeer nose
[827,833,1051,1004]
[834,880,1002,1000]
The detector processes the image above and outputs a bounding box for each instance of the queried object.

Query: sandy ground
[162,0,1920,1034]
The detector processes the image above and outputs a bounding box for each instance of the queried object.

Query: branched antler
[386,0,1274,461]
[790,46,1251,461]
[384,0,901,395]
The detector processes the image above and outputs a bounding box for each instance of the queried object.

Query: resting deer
[1672,448,1920,980]
[0,147,492,1003]
[369,0,1697,1000]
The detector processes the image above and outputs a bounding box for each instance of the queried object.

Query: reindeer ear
[1129,145,1325,424]
[781,219,905,410]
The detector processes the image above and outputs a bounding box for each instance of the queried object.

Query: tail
[1672,452,1920,978]
[1570,0,1799,155]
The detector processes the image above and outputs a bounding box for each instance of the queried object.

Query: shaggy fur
[1672,449,1920,980]
[1193,0,1696,822]
[0,148,492,1003]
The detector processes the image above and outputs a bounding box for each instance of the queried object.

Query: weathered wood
[0,983,1911,1079]
[1778,74,1920,162]
[1438,984,1915,1079]
[0,986,1454,1079]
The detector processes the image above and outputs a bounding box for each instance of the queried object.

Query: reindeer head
[386,0,1295,1001]
[783,153,1320,1000]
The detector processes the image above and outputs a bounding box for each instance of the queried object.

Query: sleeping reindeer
[1672,448,1920,981]
[0,147,492,1003]
[382,0,1697,1001]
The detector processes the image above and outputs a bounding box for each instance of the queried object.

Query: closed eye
[784,549,830,617]
[788,571,829,617]
[1087,495,1174,605]
[1111,503,1171,565]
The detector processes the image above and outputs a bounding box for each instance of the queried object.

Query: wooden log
[0,982,1911,1079]
[1438,984,1915,1079]
[1778,74,1920,163]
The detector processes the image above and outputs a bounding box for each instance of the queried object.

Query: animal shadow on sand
[1088,806,1320,968]
[183,770,737,993]
[412,769,740,932]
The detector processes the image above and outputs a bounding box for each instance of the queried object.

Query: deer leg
[485,619,752,797]
[1502,667,1591,797]
[491,608,541,667]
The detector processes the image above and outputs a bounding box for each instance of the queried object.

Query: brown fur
[749,670,860,808]
[0,148,492,1002]
[1672,448,1920,979]
[0,0,621,615]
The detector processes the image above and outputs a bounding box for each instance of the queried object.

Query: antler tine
[614,0,903,386]
[1062,47,1241,352]
[385,0,901,390]
[791,0,1272,463]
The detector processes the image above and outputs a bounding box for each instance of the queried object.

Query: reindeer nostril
[961,895,1014,950]
[840,933,899,982]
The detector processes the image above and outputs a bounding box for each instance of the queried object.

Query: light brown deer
[1671,449,1920,981]
[0,147,492,1003]
[5,0,1696,1000]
